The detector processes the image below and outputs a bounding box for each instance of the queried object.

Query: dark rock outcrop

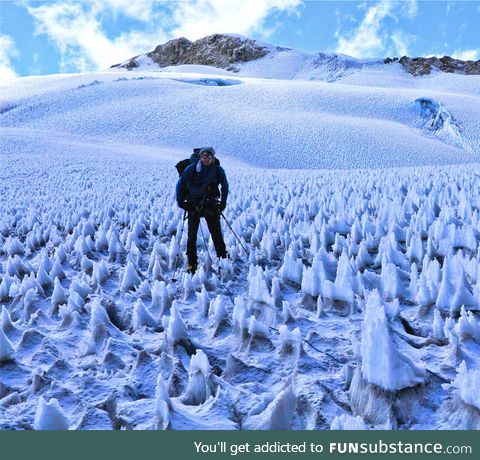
[385,55,480,76]
[111,34,270,71]
[464,60,480,74]
[124,59,139,70]
[148,37,192,66]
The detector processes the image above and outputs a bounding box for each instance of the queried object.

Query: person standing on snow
[176,147,229,274]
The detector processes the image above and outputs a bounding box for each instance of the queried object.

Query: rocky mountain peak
[111,34,271,71]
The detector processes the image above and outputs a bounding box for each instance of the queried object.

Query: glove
[217,202,226,213]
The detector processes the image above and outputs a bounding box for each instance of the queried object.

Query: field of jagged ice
[1,147,480,430]
[1,65,480,430]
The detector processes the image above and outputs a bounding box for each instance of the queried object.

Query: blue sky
[1,0,479,82]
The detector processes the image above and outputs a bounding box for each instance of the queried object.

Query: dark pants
[187,210,227,266]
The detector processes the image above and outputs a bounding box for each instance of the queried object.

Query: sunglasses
[200,154,213,159]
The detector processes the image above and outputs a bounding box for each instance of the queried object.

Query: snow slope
[1,63,480,430]
[1,66,479,169]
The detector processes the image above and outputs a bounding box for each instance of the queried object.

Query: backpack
[175,148,221,176]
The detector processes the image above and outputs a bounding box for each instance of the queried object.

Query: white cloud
[89,0,157,22]
[335,0,417,58]
[170,0,301,40]
[391,30,414,57]
[0,34,18,84]
[23,0,302,73]
[452,49,479,61]
[405,0,418,18]
[25,2,168,72]
[335,0,394,58]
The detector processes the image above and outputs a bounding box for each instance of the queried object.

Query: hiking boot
[187,263,197,274]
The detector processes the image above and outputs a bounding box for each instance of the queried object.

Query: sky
[0,0,479,82]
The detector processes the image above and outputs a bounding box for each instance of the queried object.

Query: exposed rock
[111,58,139,70]
[112,34,269,70]
[148,37,192,67]
[391,55,480,76]
[464,60,480,74]
[124,58,139,70]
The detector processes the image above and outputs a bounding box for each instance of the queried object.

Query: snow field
[1,70,479,170]
[1,140,480,430]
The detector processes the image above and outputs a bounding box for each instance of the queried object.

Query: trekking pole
[267,325,346,364]
[220,212,248,255]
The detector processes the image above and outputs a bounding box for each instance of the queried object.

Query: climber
[176,147,229,273]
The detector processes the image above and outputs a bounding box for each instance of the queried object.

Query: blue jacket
[176,160,229,208]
